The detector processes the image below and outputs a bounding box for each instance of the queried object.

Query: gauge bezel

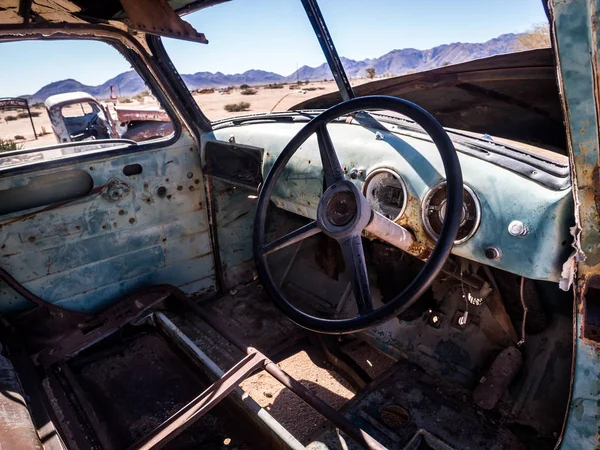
[362,168,408,222]
[421,181,481,245]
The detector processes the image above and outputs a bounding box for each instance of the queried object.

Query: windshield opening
[163,0,549,125]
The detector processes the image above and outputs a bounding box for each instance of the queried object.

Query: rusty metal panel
[550,0,600,448]
[0,136,216,313]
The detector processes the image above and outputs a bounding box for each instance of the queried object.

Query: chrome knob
[508,220,528,237]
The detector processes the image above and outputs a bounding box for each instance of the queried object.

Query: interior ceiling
[0,0,230,26]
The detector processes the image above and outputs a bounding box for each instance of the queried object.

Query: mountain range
[26,33,520,103]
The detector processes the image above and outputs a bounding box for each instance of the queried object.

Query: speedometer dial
[363,168,408,221]
[422,181,481,244]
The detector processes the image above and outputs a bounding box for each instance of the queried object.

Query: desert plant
[513,24,550,51]
[265,83,284,89]
[241,88,257,95]
[240,84,250,89]
[366,68,376,79]
[120,98,133,104]
[16,111,40,118]
[14,135,25,140]
[224,102,251,112]
[0,138,22,152]
[38,126,50,136]
[139,90,150,96]
[5,115,17,122]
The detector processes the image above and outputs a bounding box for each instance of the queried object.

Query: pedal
[473,346,522,410]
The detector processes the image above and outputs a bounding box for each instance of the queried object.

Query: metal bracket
[120,0,208,44]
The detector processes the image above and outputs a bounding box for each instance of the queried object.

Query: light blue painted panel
[550,0,600,448]
[0,133,216,313]
[212,121,573,282]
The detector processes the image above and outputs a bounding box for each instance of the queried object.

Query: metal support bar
[128,351,267,450]
[300,0,355,101]
[59,364,115,450]
[181,296,388,450]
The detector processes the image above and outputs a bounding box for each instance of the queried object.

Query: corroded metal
[551,0,600,448]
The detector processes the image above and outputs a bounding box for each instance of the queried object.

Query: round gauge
[363,169,408,221]
[422,182,481,245]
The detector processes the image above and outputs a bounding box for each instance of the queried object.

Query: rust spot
[113,222,118,227]
[129,218,136,224]
[118,209,125,216]
[177,186,183,191]
[167,195,172,199]
[194,179,200,185]
[189,186,195,191]
[102,225,107,230]
[592,166,600,216]
[89,166,94,171]
[165,178,170,182]
[144,183,149,189]
[28,236,36,243]
[75,225,81,231]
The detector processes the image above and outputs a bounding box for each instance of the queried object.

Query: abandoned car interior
[0,0,597,449]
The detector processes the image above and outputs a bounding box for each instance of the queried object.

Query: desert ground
[0,78,376,151]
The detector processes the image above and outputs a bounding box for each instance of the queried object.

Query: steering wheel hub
[317,181,371,238]
[327,192,356,226]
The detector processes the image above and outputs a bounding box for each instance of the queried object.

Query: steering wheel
[253,96,463,334]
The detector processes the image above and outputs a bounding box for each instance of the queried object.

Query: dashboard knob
[508,220,528,237]
[484,246,502,260]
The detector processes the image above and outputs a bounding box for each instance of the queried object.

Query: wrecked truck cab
[45,91,174,144]
[0,0,596,449]
[45,92,116,142]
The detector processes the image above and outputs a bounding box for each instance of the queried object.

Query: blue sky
[1,0,547,97]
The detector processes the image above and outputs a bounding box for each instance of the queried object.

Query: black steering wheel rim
[253,95,463,334]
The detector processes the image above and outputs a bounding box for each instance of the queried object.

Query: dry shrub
[224,102,250,112]
[241,88,257,95]
[513,24,551,51]
[0,138,22,152]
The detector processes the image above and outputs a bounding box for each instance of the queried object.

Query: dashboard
[207,115,573,283]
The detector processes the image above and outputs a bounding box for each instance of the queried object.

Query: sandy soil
[240,350,355,444]
[0,79,375,150]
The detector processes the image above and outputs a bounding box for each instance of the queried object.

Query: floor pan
[51,326,257,450]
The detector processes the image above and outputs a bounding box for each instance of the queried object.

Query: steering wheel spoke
[340,234,372,314]
[263,221,321,255]
[316,124,344,187]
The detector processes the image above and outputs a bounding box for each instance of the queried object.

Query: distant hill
[26,33,520,103]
